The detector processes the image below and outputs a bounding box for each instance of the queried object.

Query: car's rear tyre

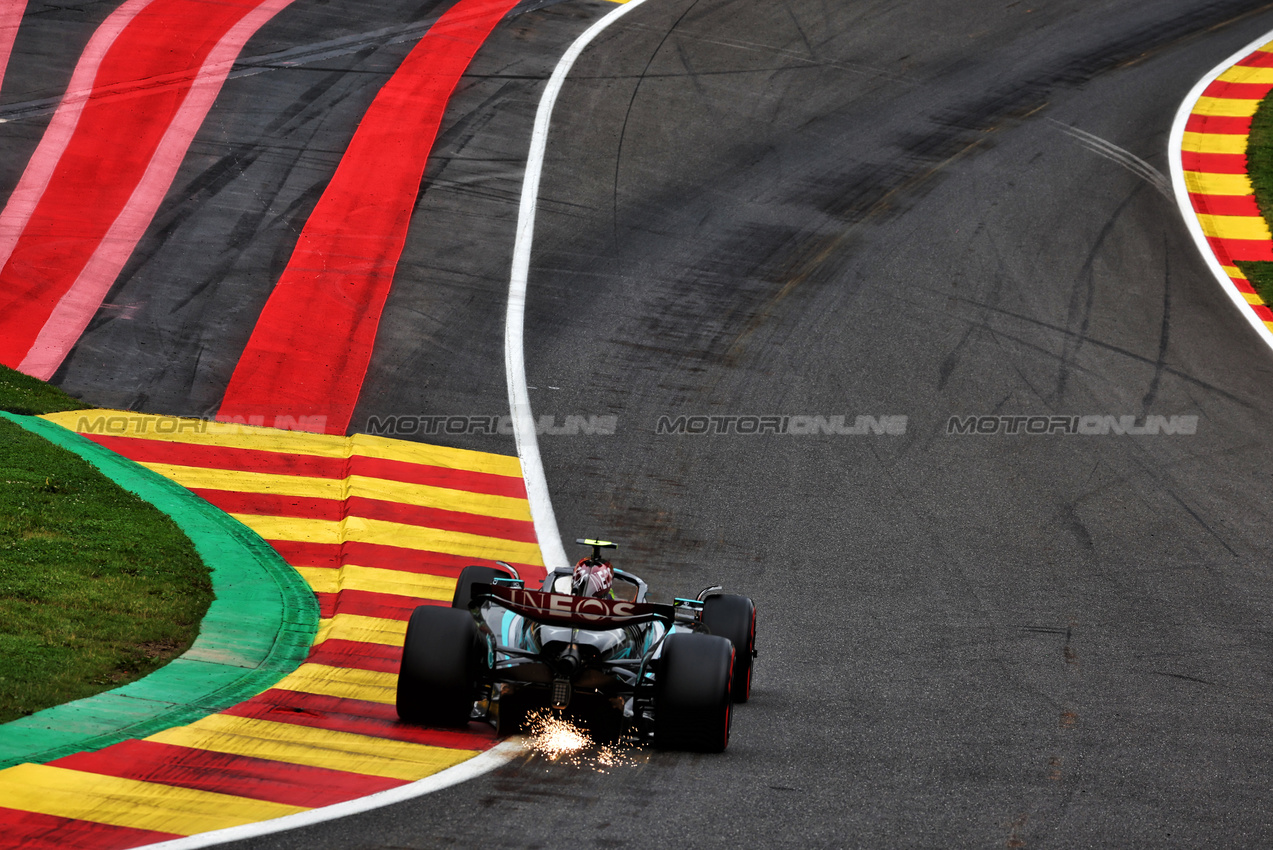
[702,594,757,703]
[654,633,733,752]
[397,606,480,726]
[452,564,513,609]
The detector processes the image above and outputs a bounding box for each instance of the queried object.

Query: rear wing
[476,584,675,628]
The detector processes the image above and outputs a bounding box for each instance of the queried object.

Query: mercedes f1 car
[395,540,757,752]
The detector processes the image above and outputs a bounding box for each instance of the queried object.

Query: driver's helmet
[571,557,614,598]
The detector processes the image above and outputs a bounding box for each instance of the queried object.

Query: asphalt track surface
[12,0,1273,846]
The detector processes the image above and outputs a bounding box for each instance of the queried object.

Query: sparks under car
[395,540,757,752]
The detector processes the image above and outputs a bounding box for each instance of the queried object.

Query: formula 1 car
[395,540,757,752]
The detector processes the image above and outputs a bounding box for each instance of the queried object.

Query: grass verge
[0,365,86,416]
[1239,87,1273,302]
[0,365,212,723]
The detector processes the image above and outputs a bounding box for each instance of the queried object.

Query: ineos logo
[497,587,637,622]
[550,593,635,621]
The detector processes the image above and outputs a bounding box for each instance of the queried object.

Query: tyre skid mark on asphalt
[0,412,544,847]
[215,0,522,436]
[147,715,481,782]
[1173,37,1273,344]
[53,739,409,808]
[0,0,301,379]
[220,690,487,748]
[0,763,309,838]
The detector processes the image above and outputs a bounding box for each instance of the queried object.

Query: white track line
[136,741,525,849]
[1168,27,1273,355]
[506,0,653,571]
[132,1,653,847]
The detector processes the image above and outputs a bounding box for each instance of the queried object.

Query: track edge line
[1168,28,1273,354]
[133,739,527,849]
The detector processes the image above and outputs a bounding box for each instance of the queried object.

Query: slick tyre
[396,606,480,726]
[702,594,757,702]
[654,633,733,752]
[452,564,513,609]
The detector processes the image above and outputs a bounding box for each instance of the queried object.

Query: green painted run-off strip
[0,412,318,768]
